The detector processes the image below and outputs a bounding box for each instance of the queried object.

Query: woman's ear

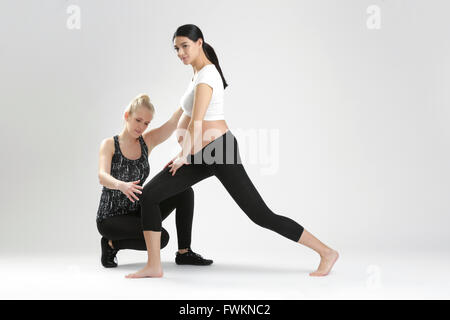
[124,111,129,121]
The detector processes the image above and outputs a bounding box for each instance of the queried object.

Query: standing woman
[125,25,339,278]
[97,93,212,267]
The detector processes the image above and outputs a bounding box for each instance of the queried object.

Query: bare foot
[309,249,339,277]
[125,265,163,279]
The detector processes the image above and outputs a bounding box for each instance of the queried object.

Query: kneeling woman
[96,94,212,267]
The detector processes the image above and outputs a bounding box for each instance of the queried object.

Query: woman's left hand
[168,155,189,176]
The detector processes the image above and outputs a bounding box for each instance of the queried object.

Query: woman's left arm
[143,107,183,151]
[168,83,213,175]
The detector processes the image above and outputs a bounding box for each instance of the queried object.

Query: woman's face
[125,107,153,138]
[173,36,202,65]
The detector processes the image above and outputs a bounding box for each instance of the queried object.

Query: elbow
[169,121,178,134]
[98,172,104,186]
[187,121,195,131]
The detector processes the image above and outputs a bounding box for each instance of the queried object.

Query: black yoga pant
[140,130,304,242]
[97,187,194,250]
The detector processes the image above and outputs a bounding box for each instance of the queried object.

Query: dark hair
[172,24,228,90]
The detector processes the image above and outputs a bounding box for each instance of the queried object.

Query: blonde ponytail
[125,93,155,117]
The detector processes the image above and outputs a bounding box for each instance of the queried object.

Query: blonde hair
[125,93,155,118]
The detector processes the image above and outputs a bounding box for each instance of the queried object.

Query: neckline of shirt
[191,63,214,82]
[115,135,145,162]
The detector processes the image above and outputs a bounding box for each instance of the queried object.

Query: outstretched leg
[214,162,304,241]
[211,130,339,276]
[297,229,339,276]
[215,163,338,276]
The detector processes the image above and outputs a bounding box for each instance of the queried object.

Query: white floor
[1,248,449,300]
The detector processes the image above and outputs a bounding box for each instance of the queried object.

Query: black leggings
[140,130,304,242]
[97,187,194,250]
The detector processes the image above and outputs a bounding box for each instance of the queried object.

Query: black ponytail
[202,41,228,90]
[173,24,228,90]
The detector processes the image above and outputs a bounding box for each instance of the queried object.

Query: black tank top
[96,135,150,222]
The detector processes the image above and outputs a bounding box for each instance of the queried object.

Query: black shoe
[175,248,213,266]
[101,237,119,268]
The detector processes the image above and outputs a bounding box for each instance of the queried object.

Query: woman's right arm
[98,138,121,189]
[98,138,142,202]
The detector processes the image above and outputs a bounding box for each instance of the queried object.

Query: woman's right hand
[164,156,177,169]
[118,180,143,203]
[164,151,183,169]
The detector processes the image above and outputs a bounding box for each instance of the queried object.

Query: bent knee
[141,185,164,204]
[176,187,194,202]
[161,228,170,249]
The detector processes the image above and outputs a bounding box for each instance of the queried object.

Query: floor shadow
[200,262,309,275]
[115,261,174,270]
[117,261,310,275]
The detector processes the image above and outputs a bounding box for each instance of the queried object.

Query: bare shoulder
[99,137,115,155]
[142,131,154,151]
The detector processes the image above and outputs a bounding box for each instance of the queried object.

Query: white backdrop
[1,0,449,258]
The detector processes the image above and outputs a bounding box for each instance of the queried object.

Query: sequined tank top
[96,135,150,222]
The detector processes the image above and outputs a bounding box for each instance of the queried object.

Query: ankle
[178,248,189,254]
[108,240,114,249]
[145,261,162,269]
[319,247,333,257]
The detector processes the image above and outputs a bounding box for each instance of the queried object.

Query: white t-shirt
[179,64,225,121]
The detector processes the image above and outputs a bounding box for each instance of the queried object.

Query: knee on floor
[161,229,170,249]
